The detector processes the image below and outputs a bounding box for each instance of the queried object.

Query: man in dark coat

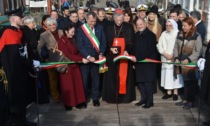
[169,9,182,31]
[97,8,111,29]
[199,42,210,125]
[0,9,37,126]
[102,9,136,103]
[76,12,106,107]
[131,18,158,109]
[190,10,207,56]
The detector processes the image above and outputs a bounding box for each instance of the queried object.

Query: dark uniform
[0,9,36,126]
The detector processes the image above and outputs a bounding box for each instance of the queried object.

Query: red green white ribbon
[81,23,100,53]
[40,55,197,69]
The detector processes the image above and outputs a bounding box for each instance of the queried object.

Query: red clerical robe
[58,35,86,107]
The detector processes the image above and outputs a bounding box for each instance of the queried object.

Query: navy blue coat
[76,24,106,59]
[196,21,207,44]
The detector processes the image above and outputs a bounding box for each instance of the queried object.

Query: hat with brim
[6,8,24,18]
[105,7,115,15]
[136,4,148,11]
[146,5,159,17]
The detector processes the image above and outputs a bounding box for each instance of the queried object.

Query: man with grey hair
[131,18,158,108]
[76,11,106,107]
[190,10,207,56]
[102,9,136,103]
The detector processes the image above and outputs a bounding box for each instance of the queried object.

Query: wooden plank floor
[26,88,210,126]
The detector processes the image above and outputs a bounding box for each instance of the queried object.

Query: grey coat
[174,32,202,80]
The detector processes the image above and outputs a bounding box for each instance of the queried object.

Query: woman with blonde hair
[178,10,187,22]
[146,5,162,41]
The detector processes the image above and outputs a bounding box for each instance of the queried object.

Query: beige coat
[174,32,202,80]
[37,30,63,57]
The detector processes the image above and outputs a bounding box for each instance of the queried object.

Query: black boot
[162,94,172,99]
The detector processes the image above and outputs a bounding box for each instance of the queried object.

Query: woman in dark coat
[102,11,136,103]
[132,18,158,109]
[58,24,87,111]
[21,16,40,105]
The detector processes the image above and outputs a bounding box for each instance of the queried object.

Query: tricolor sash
[112,38,128,94]
[81,23,100,53]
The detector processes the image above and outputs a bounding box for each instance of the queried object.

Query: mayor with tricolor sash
[76,12,106,107]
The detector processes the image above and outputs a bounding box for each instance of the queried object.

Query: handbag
[48,43,70,73]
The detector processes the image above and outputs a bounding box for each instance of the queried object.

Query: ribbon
[40,55,197,69]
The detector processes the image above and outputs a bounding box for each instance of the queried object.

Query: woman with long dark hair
[57,23,87,111]
[174,17,202,109]
[124,9,137,33]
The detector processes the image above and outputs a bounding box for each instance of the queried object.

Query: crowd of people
[0,1,210,126]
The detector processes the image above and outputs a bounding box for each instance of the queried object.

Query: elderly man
[0,9,37,126]
[76,12,106,107]
[37,18,63,103]
[131,18,158,109]
[190,10,207,56]
[102,9,136,103]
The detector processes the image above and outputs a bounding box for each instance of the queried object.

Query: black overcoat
[134,28,158,82]
[201,42,210,105]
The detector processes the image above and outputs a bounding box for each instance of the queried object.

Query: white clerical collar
[195,20,201,26]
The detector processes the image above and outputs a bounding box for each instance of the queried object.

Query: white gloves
[197,58,206,71]
[33,60,40,67]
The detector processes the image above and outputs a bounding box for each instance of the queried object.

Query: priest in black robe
[102,9,136,103]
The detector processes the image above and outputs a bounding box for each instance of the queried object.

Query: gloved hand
[197,58,206,71]
[33,60,40,67]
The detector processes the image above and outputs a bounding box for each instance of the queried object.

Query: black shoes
[173,94,178,101]
[93,100,100,107]
[76,102,87,109]
[203,121,210,125]
[162,94,172,99]
[183,102,192,109]
[175,101,186,106]
[142,103,154,109]
[135,100,146,106]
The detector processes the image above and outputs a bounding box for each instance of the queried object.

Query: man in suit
[131,18,158,109]
[190,10,207,56]
[76,12,106,107]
